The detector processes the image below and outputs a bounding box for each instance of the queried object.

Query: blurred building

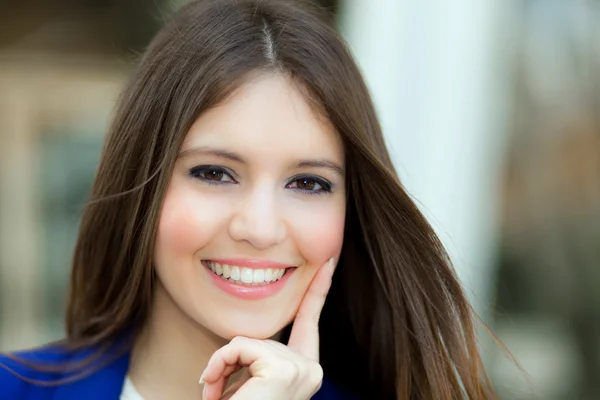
[492,2,600,399]
[0,0,140,349]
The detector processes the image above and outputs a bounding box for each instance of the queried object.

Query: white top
[120,376,146,400]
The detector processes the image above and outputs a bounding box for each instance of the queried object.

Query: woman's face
[153,74,346,340]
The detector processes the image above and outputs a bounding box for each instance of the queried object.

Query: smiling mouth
[202,260,291,286]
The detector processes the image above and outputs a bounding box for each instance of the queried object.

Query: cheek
[155,183,225,260]
[285,200,345,265]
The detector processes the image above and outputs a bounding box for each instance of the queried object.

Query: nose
[228,185,287,250]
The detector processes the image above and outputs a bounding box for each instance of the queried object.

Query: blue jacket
[0,341,355,400]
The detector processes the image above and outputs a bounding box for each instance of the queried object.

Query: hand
[199,258,336,400]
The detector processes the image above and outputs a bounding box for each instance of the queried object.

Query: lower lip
[202,261,295,300]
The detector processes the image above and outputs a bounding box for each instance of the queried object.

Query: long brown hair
[51,0,496,398]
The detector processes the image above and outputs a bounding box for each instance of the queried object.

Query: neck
[128,282,228,400]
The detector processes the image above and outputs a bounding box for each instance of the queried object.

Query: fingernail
[328,258,336,276]
[199,370,206,384]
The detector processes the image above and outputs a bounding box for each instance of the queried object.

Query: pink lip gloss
[202,259,296,300]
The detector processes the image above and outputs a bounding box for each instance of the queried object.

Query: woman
[0,0,497,398]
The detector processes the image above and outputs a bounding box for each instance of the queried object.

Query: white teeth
[230,266,241,281]
[206,261,288,286]
[222,264,231,278]
[240,267,253,284]
[253,269,265,284]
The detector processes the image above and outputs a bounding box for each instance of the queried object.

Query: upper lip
[204,258,295,270]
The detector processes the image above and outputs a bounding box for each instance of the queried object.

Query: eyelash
[188,165,333,195]
[189,165,236,185]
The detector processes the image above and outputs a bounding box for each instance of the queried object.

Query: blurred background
[0,0,598,399]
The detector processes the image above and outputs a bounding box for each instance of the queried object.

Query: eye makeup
[188,165,334,195]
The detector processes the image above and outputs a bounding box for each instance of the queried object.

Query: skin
[202,258,337,400]
[128,73,346,399]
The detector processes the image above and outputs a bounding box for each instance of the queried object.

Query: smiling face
[153,73,346,340]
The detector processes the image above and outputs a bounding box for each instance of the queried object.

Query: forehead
[181,74,343,164]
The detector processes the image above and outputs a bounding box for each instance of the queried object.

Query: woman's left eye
[286,176,332,194]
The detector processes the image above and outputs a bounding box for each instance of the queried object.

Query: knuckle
[309,363,324,392]
[280,360,301,383]
[230,336,247,345]
[312,363,324,382]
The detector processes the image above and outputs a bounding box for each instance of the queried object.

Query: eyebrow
[179,146,243,163]
[178,146,345,177]
[293,160,345,177]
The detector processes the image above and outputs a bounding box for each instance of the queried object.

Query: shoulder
[313,375,361,400]
[0,353,28,398]
[0,344,70,399]
[0,339,131,400]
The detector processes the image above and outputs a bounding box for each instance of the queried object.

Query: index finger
[287,257,336,361]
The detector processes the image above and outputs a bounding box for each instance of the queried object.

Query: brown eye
[286,175,332,195]
[203,168,224,181]
[296,178,316,191]
[189,166,235,184]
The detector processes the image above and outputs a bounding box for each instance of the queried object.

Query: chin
[208,318,290,341]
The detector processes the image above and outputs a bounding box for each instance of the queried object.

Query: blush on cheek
[156,192,202,254]
[309,222,344,261]
[289,205,345,265]
[156,180,238,260]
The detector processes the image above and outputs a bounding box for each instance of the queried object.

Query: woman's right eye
[188,166,236,184]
